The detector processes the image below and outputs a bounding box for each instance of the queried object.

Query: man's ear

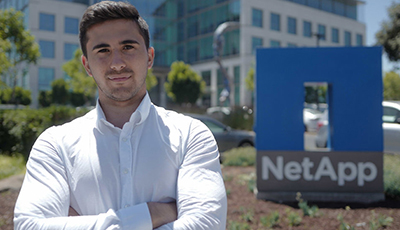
[147,47,155,69]
[81,55,92,76]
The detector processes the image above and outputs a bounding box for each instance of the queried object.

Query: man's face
[82,19,154,103]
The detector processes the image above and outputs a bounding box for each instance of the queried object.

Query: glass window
[303,21,312,38]
[344,31,351,46]
[39,40,55,58]
[346,3,357,20]
[215,5,229,26]
[288,43,297,47]
[331,27,339,43]
[64,43,79,60]
[65,17,79,34]
[187,40,198,63]
[318,24,326,40]
[38,67,55,91]
[356,34,363,46]
[177,45,184,61]
[223,29,239,56]
[39,13,55,31]
[270,40,281,48]
[307,0,320,8]
[187,15,198,38]
[200,36,213,60]
[229,0,240,21]
[252,37,263,54]
[202,70,211,86]
[177,21,185,42]
[270,13,280,31]
[321,0,333,12]
[200,10,214,34]
[333,0,345,16]
[252,8,263,28]
[383,106,400,123]
[288,17,297,35]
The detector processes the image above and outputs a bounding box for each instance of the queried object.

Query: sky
[364,0,398,73]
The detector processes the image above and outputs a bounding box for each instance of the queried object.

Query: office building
[0,0,366,108]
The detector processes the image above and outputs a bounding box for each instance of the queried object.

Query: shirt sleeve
[13,127,152,230]
[156,119,228,230]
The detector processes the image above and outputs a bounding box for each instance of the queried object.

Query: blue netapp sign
[255,47,384,202]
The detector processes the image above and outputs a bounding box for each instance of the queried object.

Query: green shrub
[260,211,280,228]
[296,192,322,217]
[0,106,89,159]
[227,221,250,230]
[384,154,400,200]
[285,208,302,227]
[222,147,255,166]
[222,106,254,131]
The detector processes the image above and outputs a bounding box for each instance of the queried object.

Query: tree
[62,49,96,105]
[38,91,52,108]
[376,2,400,63]
[51,78,69,105]
[146,68,158,91]
[0,9,40,103]
[245,67,254,91]
[383,71,400,100]
[0,86,31,105]
[164,61,205,105]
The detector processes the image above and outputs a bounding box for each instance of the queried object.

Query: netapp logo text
[262,156,377,186]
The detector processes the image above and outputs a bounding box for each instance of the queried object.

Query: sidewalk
[0,174,24,192]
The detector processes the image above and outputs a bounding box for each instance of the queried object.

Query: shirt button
[122,137,127,142]
[123,168,129,174]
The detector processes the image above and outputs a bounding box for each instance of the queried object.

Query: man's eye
[123,45,134,50]
[98,49,109,53]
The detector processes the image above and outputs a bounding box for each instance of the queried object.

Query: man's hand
[147,201,177,228]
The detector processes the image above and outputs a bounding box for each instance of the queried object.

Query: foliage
[285,208,302,227]
[383,71,400,100]
[0,8,40,103]
[383,153,400,200]
[337,212,355,230]
[62,49,96,106]
[51,78,69,105]
[296,192,322,217]
[369,210,393,230]
[222,147,255,166]
[260,211,280,228]
[165,61,205,105]
[0,153,25,180]
[38,91,52,107]
[376,2,400,62]
[227,221,250,230]
[245,67,254,91]
[304,85,327,104]
[0,106,89,159]
[0,86,31,105]
[222,106,254,131]
[240,207,254,223]
[146,68,158,91]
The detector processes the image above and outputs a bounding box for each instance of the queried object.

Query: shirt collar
[95,92,151,129]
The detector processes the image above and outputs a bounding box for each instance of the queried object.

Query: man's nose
[110,51,126,71]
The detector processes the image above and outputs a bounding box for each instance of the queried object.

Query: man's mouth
[108,74,131,82]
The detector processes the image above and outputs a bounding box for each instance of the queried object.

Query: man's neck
[99,94,145,129]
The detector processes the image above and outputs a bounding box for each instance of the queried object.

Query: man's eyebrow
[92,43,110,51]
[120,40,140,45]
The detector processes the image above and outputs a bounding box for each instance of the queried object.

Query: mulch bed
[1,166,399,230]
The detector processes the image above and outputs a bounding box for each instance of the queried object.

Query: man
[14,1,227,229]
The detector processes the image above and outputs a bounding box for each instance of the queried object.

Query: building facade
[0,0,366,108]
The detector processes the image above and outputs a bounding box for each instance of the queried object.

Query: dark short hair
[79,1,150,57]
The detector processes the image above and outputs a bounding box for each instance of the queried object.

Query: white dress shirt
[14,93,227,230]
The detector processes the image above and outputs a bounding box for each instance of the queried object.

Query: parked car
[315,101,400,154]
[187,113,255,152]
[303,108,322,132]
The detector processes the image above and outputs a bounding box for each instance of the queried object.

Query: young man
[14,1,227,229]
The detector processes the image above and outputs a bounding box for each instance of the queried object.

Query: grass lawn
[0,154,25,180]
